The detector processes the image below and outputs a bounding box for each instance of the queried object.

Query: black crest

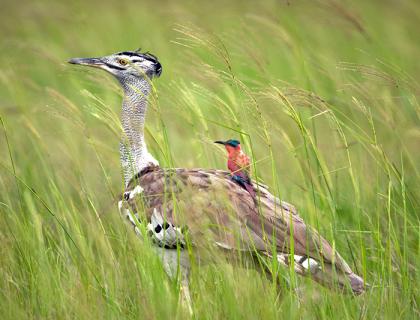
[118,49,160,64]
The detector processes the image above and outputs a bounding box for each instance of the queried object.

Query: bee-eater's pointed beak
[214,140,226,145]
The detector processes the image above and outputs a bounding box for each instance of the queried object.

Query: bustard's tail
[272,253,366,295]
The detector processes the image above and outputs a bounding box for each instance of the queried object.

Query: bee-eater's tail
[245,183,256,197]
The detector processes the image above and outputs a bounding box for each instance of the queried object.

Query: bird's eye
[118,59,128,66]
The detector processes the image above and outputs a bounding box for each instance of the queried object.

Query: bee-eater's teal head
[214,139,241,154]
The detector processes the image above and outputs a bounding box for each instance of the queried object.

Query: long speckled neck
[119,76,158,186]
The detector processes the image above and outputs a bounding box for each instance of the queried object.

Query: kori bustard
[68,49,366,296]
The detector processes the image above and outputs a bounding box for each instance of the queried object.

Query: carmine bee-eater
[215,139,256,197]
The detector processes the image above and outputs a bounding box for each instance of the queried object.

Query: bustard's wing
[124,167,353,276]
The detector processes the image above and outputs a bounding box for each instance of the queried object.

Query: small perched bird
[215,139,255,197]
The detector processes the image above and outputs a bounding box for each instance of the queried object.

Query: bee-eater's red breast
[215,139,255,197]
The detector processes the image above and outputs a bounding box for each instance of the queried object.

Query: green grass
[1,0,419,318]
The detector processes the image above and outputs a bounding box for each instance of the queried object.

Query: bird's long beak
[214,140,226,145]
[68,57,104,68]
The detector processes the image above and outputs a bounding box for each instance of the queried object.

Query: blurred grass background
[0,0,419,318]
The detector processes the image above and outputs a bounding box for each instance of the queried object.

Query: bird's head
[68,49,162,81]
[215,139,241,154]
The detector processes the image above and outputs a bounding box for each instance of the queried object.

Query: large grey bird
[68,50,366,297]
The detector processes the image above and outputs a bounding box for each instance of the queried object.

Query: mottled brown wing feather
[125,167,352,275]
